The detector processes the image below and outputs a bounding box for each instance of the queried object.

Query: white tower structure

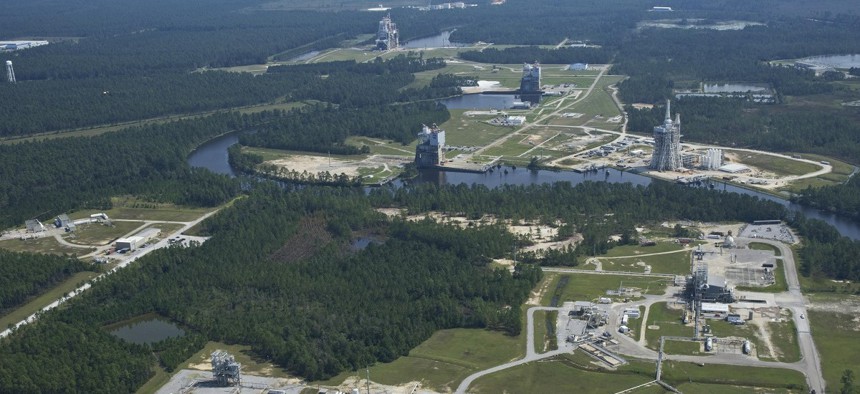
[649,100,682,171]
[375,14,399,50]
[701,148,723,170]
[5,60,15,83]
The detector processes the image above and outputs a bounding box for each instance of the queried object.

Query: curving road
[454,306,570,394]
[0,208,222,339]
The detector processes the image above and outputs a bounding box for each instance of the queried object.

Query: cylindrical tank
[705,337,713,351]
[743,340,751,355]
[621,314,629,325]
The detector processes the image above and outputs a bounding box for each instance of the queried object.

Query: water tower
[5,60,15,83]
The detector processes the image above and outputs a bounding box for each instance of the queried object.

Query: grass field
[470,354,654,394]
[0,271,99,330]
[661,361,806,391]
[70,197,213,222]
[673,382,799,394]
[644,302,692,349]
[748,242,782,256]
[317,327,524,392]
[345,136,415,157]
[663,339,706,356]
[584,243,691,275]
[542,274,670,306]
[726,150,821,177]
[780,152,856,192]
[440,110,519,147]
[0,236,94,256]
[62,221,144,246]
[809,310,860,390]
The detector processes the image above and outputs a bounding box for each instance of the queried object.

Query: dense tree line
[0,111,277,227]
[0,72,304,136]
[0,251,91,314]
[239,102,449,153]
[0,185,541,388]
[795,175,860,221]
[459,46,614,65]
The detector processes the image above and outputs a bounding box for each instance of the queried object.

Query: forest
[795,175,860,221]
[0,184,542,389]
[2,179,859,391]
[0,111,263,227]
[0,251,91,313]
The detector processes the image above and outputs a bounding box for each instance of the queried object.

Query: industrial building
[414,124,445,168]
[0,40,48,51]
[649,100,682,171]
[519,62,542,104]
[25,219,45,233]
[375,14,399,50]
[115,228,160,251]
[719,163,751,174]
[55,214,76,231]
[211,350,241,386]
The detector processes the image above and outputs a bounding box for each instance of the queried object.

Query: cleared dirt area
[267,153,410,178]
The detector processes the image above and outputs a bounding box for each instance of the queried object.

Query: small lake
[403,31,468,49]
[703,83,770,93]
[440,94,519,110]
[797,54,860,69]
[110,316,185,345]
[287,50,320,63]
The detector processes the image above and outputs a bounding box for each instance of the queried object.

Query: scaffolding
[211,350,241,386]
[649,100,682,171]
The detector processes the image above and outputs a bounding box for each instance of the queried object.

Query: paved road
[0,208,222,339]
[454,306,570,394]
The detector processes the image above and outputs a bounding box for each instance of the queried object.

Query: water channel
[402,30,467,49]
[796,54,860,69]
[188,135,860,240]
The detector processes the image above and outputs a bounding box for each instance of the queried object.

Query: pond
[439,93,519,110]
[796,54,860,69]
[110,316,185,345]
[402,30,467,49]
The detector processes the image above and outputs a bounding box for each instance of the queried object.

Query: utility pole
[366,367,371,394]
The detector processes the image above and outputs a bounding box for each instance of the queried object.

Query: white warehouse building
[115,228,160,251]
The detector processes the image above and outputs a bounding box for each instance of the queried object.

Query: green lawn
[440,110,519,147]
[0,271,99,330]
[470,354,654,394]
[726,150,821,177]
[809,310,860,390]
[673,382,800,394]
[661,361,806,391]
[663,339,706,356]
[748,242,782,256]
[644,302,692,349]
[62,221,144,246]
[543,274,670,306]
[70,197,212,222]
[0,236,94,256]
[768,318,801,363]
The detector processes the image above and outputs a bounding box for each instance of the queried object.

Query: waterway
[110,316,185,345]
[188,136,860,240]
[402,30,467,49]
[797,54,860,69]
